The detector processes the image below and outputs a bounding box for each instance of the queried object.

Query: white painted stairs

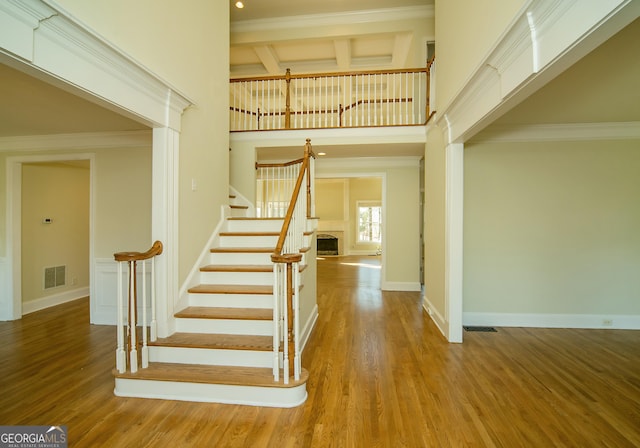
[114,206,313,407]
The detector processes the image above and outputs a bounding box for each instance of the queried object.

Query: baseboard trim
[300,304,319,353]
[463,312,640,330]
[382,281,421,292]
[423,295,447,338]
[22,288,89,315]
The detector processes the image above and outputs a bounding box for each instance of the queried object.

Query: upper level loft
[230,57,436,132]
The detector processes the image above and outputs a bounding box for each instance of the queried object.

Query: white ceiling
[230,1,434,77]
[230,0,434,22]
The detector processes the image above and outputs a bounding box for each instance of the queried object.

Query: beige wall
[424,125,446,315]
[434,0,525,110]
[56,0,230,283]
[464,139,640,315]
[21,163,90,303]
[316,160,421,287]
[94,148,152,256]
[316,179,346,222]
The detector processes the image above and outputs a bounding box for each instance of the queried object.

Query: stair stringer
[114,206,318,407]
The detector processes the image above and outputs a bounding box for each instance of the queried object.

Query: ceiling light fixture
[318,152,326,156]
[235,1,244,8]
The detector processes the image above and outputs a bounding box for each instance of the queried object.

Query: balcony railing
[230,57,435,131]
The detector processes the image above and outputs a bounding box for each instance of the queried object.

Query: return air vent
[463,326,497,332]
[44,265,66,289]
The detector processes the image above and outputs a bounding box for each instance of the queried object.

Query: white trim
[22,288,89,315]
[436,0,640,143]
[445,143,464,343]
[423,295,446,338]
[1,0,193,130]
[0,130,152,152]
[463,312,640,330]
[3,153,95,322]
[299,304,319,353]
[0,257,8,320]
[231,5,434,33]
[230,126,427,146]
[382,281,421,292]
[114,378,307,408]
[93,257,154,325]
[472,121,640,143]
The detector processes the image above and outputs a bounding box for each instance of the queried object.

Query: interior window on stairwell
[357,201,382,243]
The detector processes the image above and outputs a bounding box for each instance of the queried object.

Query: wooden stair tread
[114,363,308,388]
[175,306,272,320]
[227,217,283,221]
[220,231,279,237]
[229,204,249,209]
[188,284,272,294]
[150,332,273,351]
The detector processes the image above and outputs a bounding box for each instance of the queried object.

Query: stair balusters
[114,241,163,374]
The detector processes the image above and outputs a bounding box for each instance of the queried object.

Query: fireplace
[317,234,339,255]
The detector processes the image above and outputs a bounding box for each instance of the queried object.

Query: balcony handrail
[230,61,435,131]
[114,241,163,374]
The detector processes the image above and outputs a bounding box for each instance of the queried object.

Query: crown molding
[231,6,434,33]
[0,130,152,152]
[436,0,639,144]
[470,121,640,143]
[1,0,193,130]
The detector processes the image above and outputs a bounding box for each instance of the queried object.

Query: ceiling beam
[391,33,413,68]
[253,45,282,75]
[333,39,351,71]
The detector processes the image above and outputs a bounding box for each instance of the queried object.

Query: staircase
[113,201,314,407]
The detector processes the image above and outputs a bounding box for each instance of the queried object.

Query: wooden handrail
[114,240,163,262]
[231,66,428,83]
[271,139,314,257]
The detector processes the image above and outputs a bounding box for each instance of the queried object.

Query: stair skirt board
[149,346,274,367]
[114,378,307,408]
[175,318,273,335]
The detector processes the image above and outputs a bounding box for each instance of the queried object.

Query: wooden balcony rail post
[285,68,292,129]
[114,241,163,374]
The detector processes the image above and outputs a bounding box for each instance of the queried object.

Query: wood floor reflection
[0,255,639,447]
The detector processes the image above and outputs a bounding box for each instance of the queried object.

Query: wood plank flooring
[1,255,639,447]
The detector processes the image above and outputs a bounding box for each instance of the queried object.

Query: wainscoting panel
[93,258,152,325]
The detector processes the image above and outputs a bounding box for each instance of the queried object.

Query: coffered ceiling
[230,0,434,77]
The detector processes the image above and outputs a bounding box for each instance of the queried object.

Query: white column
[445,142,464,343]
[152,127,180,338]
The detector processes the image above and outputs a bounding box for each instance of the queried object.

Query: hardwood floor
[1,255,639,447]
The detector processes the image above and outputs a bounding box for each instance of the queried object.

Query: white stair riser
[219,235,279,247]
[149,346,272,368]
[210,252,274,265]
[229,208,248,217]
[114,378,307,407]
[199,271,273,285]
[226,220,284,233]
[188,292,273,309]
[175,318,273,336]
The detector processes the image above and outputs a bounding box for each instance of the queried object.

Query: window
[357,202,381,243]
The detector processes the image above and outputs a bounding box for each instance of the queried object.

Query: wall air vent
[44,265,66,289]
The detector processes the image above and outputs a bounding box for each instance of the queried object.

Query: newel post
[285,68,292,129]
[271,252,302,378]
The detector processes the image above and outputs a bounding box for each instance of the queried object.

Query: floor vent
[44,265,66,289]
[463,326,497,332]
